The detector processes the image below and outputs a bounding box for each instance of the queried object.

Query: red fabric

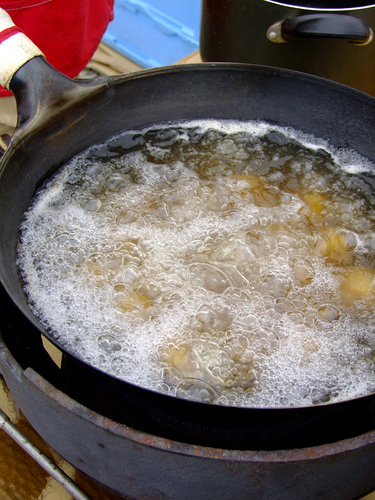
[0,0,114,96]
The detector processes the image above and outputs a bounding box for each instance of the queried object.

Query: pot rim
[263,0,375,11]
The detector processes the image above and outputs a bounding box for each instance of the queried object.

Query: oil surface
[17,120,375,407]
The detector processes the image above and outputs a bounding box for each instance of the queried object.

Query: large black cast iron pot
[1,10,375,454]
[200,0,375,95]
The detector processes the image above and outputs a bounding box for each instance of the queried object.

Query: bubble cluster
[17,120,375,408]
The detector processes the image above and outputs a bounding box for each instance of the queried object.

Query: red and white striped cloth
[0,0,114,96]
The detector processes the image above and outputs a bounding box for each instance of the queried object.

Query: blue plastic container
[103,0,201,67]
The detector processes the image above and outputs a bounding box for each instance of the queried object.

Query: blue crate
[103,0,201,68]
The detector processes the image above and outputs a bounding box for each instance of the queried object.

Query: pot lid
[263,0,375,10]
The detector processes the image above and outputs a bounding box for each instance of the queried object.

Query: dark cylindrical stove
[1,285,375,499]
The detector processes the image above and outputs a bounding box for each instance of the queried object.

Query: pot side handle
[267,14,374,46]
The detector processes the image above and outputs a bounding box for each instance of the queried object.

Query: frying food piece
[339,268,374,305]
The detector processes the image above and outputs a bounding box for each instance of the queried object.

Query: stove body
[1,286,375,499]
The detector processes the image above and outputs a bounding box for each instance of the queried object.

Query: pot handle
[267,14,374,46]
[0,8,45,90]
[0,7,109,134]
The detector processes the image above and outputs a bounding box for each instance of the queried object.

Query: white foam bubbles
[17,119,375,408]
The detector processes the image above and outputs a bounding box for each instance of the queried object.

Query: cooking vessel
[200,0,375,95]
[1,9,375,452]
